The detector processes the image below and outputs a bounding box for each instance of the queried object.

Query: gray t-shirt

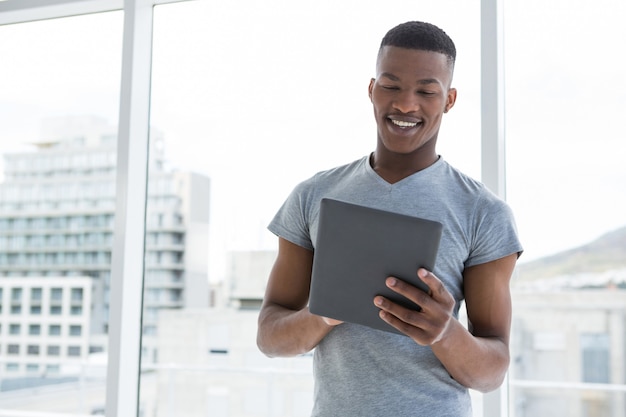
[268,155,522,417]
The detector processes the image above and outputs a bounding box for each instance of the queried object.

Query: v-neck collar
[364,154,444,188]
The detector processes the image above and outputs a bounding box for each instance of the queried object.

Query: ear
[444,87,457,113]
[368,78,375,101]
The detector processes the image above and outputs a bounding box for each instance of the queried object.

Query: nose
[392,90,420,114]
[392,90,420,113]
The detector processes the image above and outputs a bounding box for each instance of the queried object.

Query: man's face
[368,46,457,156]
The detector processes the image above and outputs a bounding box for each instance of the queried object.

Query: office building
[0,276,91,377]
[0,115,211,360]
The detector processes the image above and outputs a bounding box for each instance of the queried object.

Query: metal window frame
[105,0,153,415]
[0,0,507,415]
[480,0,508,415]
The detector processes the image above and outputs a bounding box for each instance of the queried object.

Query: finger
[376,302,429,343]
[374,295,424,328]
[412,272,456,318]
[384,276,432,308]
[416,268,452,302]
[322,316,343,326]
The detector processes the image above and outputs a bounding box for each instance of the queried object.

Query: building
[510,277,626,417]
[0,115,211,361]
[0,276,91,378]
[226,250,276,310]
[151,248,317,417]
[155,307,313,417]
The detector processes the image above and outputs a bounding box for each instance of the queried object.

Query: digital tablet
[309,198,443,335]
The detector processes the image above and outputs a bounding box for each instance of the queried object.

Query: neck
[370,150,439,184]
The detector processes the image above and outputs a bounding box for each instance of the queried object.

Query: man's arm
[374,253,518,392]
[257,237,336,357]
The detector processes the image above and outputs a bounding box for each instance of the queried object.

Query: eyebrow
[379,72,440,85]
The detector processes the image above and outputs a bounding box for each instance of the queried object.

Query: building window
[47,345,61,356]
[7,344,20,355]
[49,325,61,336]
[29,324,41,335]
[9,324,21,335]
[46,364,61,374]
[11,288,22,302]
[5,363,19,372]
[70,305,83,315]
[30,287,43,301]
[67,346,81,356]
[27,345,40,355]
[31,305,42,315]
[50,287,63,302]
[10,305,21,315]
[71,287,83,302]
[581,333,610,383]
[69,325,82,336]
[50,305,62,315]
[26,363,39,373]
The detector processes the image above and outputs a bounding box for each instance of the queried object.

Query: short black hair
[379,21,456,68]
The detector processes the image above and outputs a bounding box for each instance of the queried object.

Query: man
[257,21,522,416]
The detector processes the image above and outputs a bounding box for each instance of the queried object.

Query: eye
[417,90,436,96]
[381,85,400,91]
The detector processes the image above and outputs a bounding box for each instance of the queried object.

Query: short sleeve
[465,193,523,268]
[267,180,316,251]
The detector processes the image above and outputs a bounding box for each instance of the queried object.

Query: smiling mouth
[387,115,423,130]
[390,119,418,128]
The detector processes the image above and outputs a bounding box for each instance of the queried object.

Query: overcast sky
[1,0,625,275]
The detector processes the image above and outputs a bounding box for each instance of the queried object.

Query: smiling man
[257,21,523,416]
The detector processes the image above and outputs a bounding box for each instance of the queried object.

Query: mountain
[516,225,626,281]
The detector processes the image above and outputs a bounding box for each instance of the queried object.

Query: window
[504,1,626,415]
[48,325,61,336]
[47,345,61,356]
[29,324,41,335]
[46,364,61,374]
[71,287,83,302]
[30,287,42,301]
[6,363,19,372]
[9,324,20,335]
[8,1,621,416]
[67,345,81,356]
[143,1,481,416]
[69,325,82,336]
[11,288,22,302]
[50,288,63,302]
[581,334,610,384]
[26,364,40,373]
[7,344,20,355]
[27,345,40,355]
[0,36,130,411]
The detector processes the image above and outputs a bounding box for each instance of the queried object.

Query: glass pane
[0,12,122,415]
[144,1,483,416]
[505,1,626,416]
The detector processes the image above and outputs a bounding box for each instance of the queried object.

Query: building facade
[0,276,91,377]
[510,279,626,417]
[0,115,211,361]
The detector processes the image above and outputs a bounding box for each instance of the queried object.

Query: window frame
[0,0,506,416]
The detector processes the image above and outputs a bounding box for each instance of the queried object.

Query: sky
[1,0,625,279]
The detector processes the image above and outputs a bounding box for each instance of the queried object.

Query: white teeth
[391,119,418,128]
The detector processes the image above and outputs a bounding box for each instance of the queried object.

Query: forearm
[257,303,334,358]
[431,319,510,392]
